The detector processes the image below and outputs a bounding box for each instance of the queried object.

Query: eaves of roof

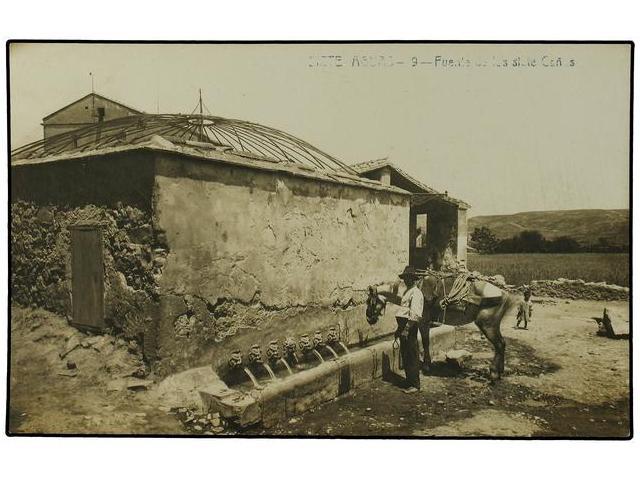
[11,136,410,198]
[352,158,470,209]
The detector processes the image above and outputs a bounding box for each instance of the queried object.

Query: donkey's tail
[497,291,519,321]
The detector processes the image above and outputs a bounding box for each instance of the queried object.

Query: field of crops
[467,253,630,287]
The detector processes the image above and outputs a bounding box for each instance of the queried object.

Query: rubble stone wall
[10,201,163,355]
[152,154,410,374]
[530,279,629,301]
[10,154,162,359]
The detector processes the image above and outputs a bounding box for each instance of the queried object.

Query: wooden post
[456,208,468,267]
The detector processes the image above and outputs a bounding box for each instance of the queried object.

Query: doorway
[69,224,105,331]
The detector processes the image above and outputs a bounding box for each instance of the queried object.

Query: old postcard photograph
[7,41,631,438]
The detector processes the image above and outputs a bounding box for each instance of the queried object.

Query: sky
[9,43,631,217]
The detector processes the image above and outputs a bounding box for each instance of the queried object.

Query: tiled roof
[351,157,470,209]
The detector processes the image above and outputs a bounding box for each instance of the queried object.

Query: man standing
[395,266,424,394]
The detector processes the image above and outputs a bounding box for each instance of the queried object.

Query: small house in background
[353,158,470,270]
[42,92,142,143]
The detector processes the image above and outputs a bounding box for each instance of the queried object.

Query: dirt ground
[8,299,630,437]
[8,308,184,435]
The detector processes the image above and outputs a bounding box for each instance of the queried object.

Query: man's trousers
[397,318,420,389]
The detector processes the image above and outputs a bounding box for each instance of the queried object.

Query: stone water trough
[198,325,455,428]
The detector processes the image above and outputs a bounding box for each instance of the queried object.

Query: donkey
[367,274,517,380]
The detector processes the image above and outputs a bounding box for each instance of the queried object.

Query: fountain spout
[333,324,350,355]
[324,326,341,358]
[266,340,281,362]
[325,345,340,359]
[263,363,277,381]
[247,344,264,365]
[312,330,327,362]
[283,337,299,364]
[312,349,325,363]
[278,358,293,375]
[326,326,339,345]
[242,366,262,389]
[299,334,313,354]
[228,350,262,389]
[312,330,325,349]
[299,334,323,363]
[248,344,277,381]
[338,341,351,355]
[228,350,243,369]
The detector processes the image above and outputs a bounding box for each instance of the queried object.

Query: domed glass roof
[11,113,357,175]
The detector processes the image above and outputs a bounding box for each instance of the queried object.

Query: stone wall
[152,154,410,374]
[10,201,162,358]
[11,154,161,359]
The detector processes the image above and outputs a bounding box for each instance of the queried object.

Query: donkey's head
[366,285,386,325]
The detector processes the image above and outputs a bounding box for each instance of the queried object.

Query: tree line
[470,227,629,254]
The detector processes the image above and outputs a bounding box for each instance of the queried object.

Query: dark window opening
[97,107,105,122]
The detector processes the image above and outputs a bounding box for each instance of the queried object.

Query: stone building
[11,106,469,375]
[353,159,469,270]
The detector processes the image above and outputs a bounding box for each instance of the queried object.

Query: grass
[467,253,630,287]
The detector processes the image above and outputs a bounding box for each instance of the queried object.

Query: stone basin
[199,325,456,427]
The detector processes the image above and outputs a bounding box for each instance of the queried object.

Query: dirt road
[9,299,630,437]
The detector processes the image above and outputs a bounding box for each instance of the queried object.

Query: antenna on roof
[198,88,204,140]
[89,72,94,94]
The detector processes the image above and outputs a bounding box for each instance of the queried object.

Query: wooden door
[70,224,105,331]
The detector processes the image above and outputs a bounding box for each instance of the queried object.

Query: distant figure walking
[515,287,533,329]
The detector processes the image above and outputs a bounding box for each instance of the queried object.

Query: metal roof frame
[13,113,358,176]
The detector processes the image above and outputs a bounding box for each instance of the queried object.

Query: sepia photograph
[6,41,632,438]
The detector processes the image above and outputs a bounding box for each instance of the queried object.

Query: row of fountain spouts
[228,326,351,389]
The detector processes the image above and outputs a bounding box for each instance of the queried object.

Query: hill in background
[469,209,629,246]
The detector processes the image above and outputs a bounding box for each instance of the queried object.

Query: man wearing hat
[395,265,424,393]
